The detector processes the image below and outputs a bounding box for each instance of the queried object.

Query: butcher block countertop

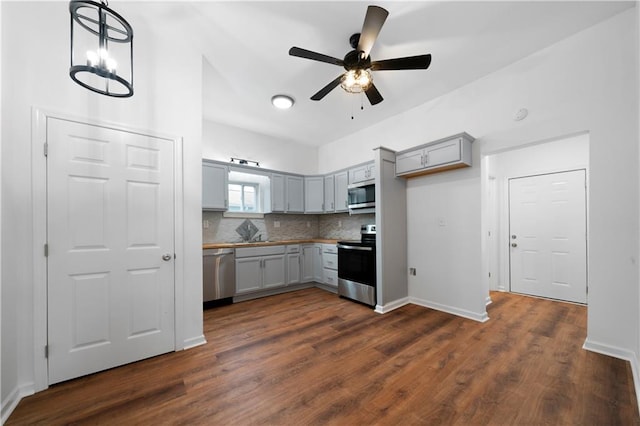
[203,239,339,250]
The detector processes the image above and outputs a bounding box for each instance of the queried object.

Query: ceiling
[130,1,634,146]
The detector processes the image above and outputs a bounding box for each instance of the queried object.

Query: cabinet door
[395,149,424,175]
[263,255,286,289]
[286,253,301,285]
[271,174,285,212]
[301,245,314,282]
[424,139,461,167]
[305,176,324,213]
[235,257,262,294]
[323,268,338,288]
[286,176,304,212]
[334,171,349,212]
[349,165,369,184]
[323,175,335,213]
[313,244,323,282]
[366,164,376,180]
[202,162,228,210]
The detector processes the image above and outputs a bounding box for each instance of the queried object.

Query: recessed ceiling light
[271,94,294,109]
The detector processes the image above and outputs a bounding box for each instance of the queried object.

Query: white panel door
[509,170,587,303]
[47,118,175,384]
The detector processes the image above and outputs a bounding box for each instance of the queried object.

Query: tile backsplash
[202,212,375,243]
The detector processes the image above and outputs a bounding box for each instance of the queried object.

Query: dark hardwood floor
[8,288,640,425]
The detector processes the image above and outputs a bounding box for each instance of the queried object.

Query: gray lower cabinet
[313,244,323,283]
[322,244,338,288]
[286,245,301,285]
[302,244,325,283]
[301,244,315,282]
[235,245,286,294]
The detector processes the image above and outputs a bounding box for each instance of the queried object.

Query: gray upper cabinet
[323,175,335,213]
[286,175,304,213]
[396,133,474,178]
[334,171,349,212]
[305,176,324,213]
[202,161,228,211]
[272,173,304,213]
[271,173,286,212]
[349,162,375,184]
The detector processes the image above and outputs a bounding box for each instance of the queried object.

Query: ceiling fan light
[271,94,295,109]
[340,69,372,94]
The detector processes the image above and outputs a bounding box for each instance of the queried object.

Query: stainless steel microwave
[347,179,375,211]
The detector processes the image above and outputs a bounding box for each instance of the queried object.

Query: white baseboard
[486,295,493,306]
[2,383,35,424]
[583,338,640,414]
[410,297,489,323]
[183,335,207,350]
[374,297,410,314]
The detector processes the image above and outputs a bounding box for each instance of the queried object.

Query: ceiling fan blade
[357,6,389,60]
[365,83,383,105]
[311,74,344,101]
[371,54,432,71]
[289,47,344,67]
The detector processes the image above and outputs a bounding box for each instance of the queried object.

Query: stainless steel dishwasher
[203,248,236,307]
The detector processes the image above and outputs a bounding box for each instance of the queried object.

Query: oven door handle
[337,244,374,251]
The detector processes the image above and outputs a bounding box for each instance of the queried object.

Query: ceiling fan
[289,5,432,105]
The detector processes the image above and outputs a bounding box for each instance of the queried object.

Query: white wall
[319,7,639,358]
[203,119,318,175]
[1,1,204,417]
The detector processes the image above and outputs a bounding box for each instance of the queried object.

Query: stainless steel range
[337,224,376,307]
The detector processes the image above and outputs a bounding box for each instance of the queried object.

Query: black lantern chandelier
[69,0,133,97]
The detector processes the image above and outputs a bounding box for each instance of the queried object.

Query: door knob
[511,243,517,248]
[162,254,172,261]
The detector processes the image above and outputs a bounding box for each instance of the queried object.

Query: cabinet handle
[425,153,429,165]
[331,202,334,210]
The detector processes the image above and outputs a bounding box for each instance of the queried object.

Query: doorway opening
[482,132,589,304]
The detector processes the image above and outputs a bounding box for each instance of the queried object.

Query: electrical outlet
[438,217,446,227]
[338,220,342,228]
[274,221,280,228]
[203,220,209,229]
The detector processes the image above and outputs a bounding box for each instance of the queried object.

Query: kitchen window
[228,182,258,212]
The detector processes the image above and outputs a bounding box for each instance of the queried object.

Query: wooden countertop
[203,239,339,249]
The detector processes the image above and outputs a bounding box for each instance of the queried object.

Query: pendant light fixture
[69,0,134,97]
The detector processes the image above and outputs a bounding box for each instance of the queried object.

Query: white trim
[173,136,185,351]
[31,108,49,393]
[486,295,493,306]
[374,297,410,314]
[31,108,186,390]
[583,339,640,414]
[410,297,489,323]
[183,335,207,350]
[1,383,34,424]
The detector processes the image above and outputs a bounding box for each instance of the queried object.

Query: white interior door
[47,118,175,384]
[509,170,587,303]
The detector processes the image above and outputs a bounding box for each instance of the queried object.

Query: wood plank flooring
[7,289,640,425]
